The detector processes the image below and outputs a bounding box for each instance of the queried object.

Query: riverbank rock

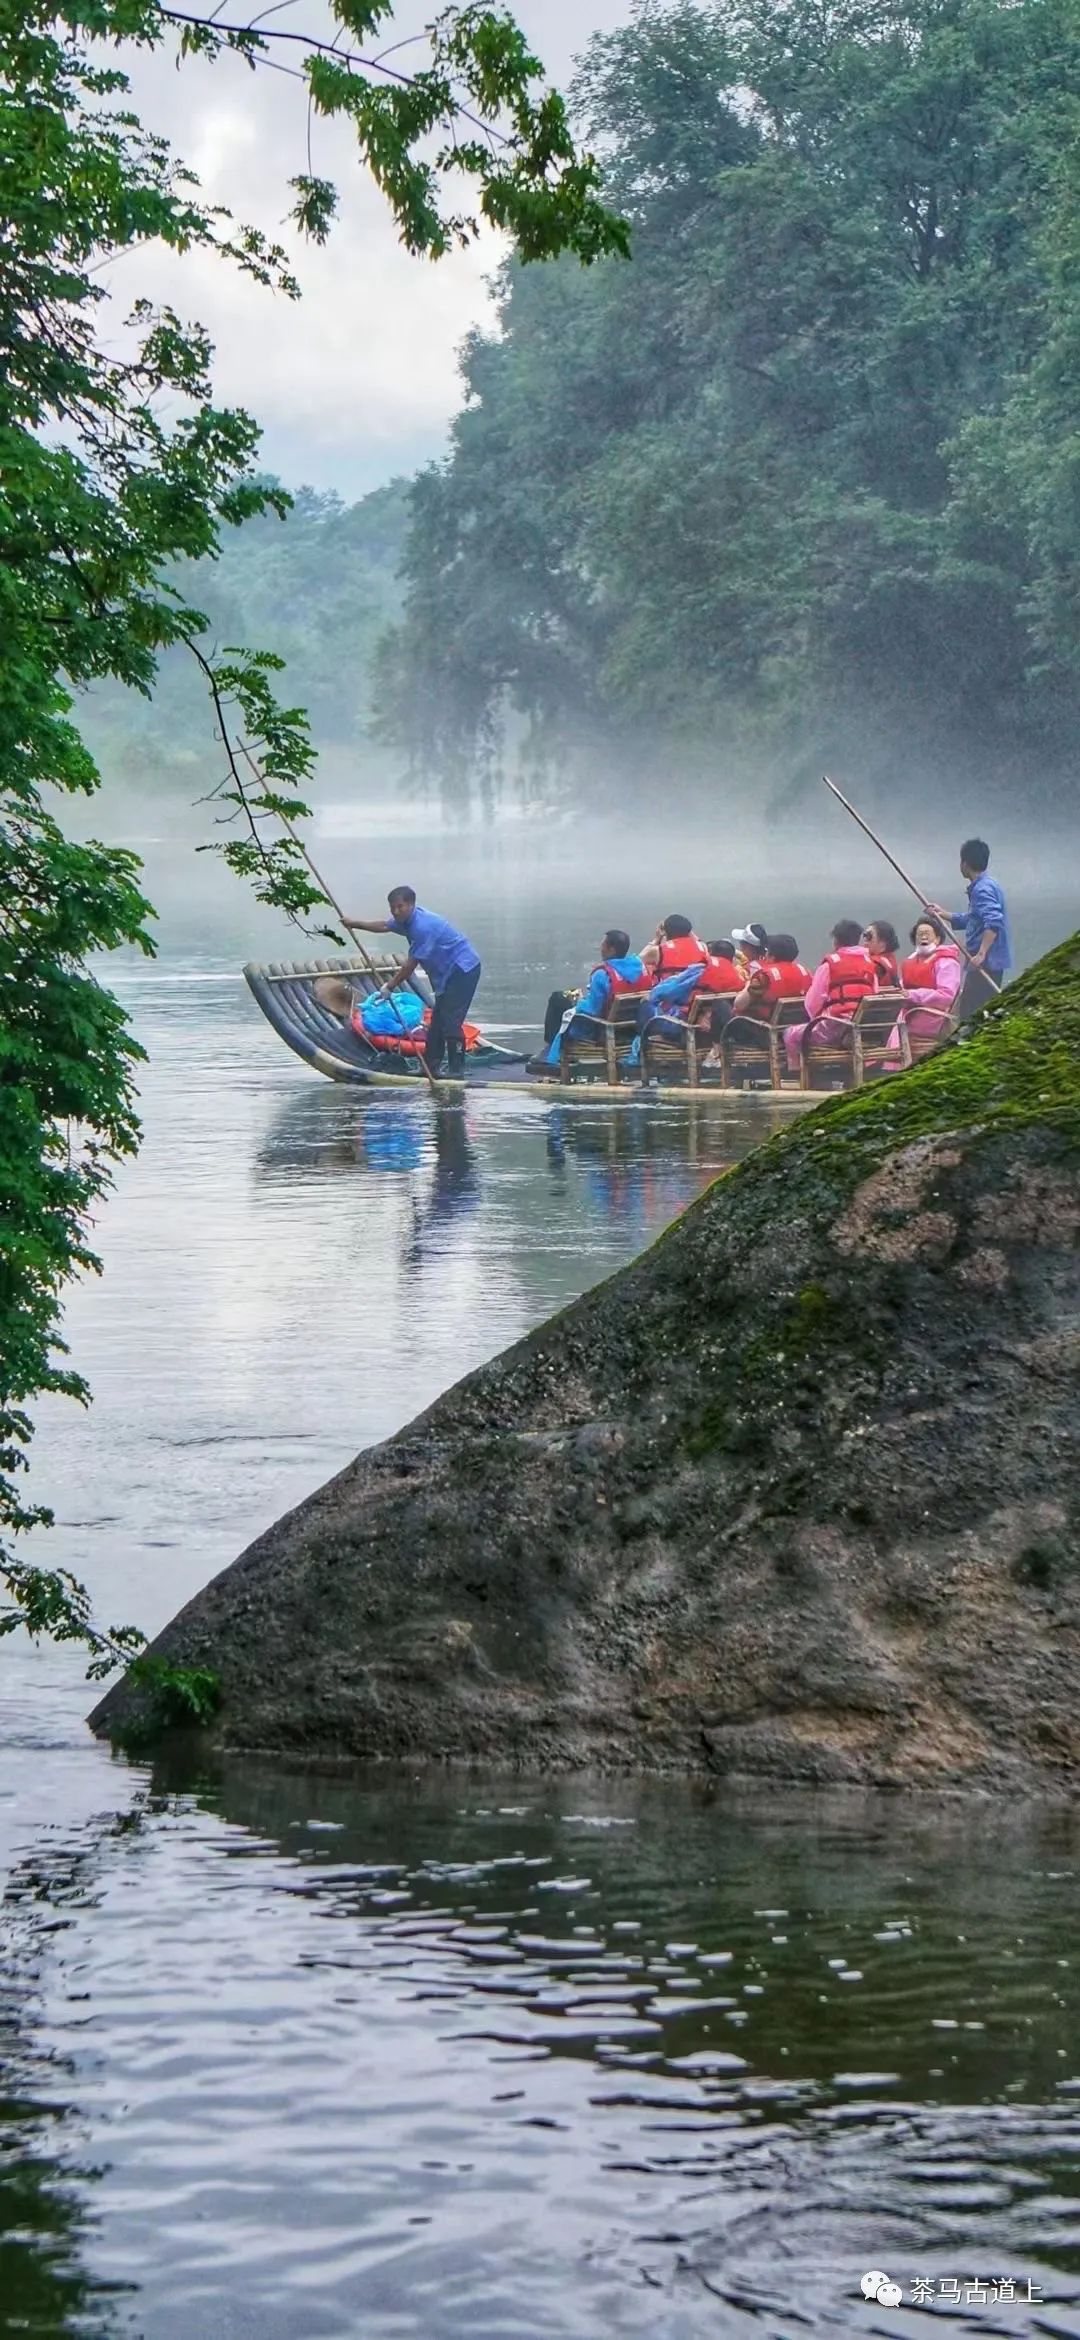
[92,939,1080,1790]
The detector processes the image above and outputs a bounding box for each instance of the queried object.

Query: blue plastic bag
[359,988,425,1040]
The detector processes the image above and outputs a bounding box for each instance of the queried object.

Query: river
[3,828,1079,2337]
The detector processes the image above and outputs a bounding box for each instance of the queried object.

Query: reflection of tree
[145,1754,1080,2117]
[1,1812,147,2337]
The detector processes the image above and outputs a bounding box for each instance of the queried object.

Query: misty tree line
[97,0,1080,814]
[382,0,1080,808]
[83,480,411,791]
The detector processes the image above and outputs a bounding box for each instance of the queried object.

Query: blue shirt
[391,905,480,995]
[646,963,706,1018]
[577,955,648,1019]
[951,874,1011,974]
[543,956,648,1064]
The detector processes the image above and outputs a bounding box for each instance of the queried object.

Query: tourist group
[342,841,1010,1088]
[530,838,1012,1089]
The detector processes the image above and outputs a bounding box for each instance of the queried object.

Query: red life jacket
[594,960,654,999]
[353,1006,428,1056]
[694,953,741,997]
[871,952,899,987]
[768,958,812,1000]
[749,957,811,1014]
[656,933,708,975]
[352,1010,482,1057]
[901,947,960,991]
[368,1031,427,1055]
[822,950,883,1015]
[824,947,878,1017]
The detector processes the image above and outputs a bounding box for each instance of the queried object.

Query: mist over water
[107,781,1077,988]
[3,806,1079,2336]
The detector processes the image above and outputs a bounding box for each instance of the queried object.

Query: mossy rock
[93,938,1080,1793]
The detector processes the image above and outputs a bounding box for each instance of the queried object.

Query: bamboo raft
[244,957,822,1102]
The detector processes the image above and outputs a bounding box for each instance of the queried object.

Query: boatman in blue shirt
[345,887,481,1076]
[933,837,1012,1018]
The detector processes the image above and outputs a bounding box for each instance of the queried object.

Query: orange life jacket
[694,953,741,997]
[767,959,812,1000]
[656,933,708,975]
[353,1010,483,1057]
[824,948,878,1017]
[594,961,654,998]
[746,957,811,1015]
[358,1023,427,1056]
[901,947,960,991]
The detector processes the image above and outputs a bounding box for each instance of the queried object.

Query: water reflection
[3,1765,1080,2337]
[1,1820,139,2339]
[404,1108,481,1272]
[252,1085,757,1287]
[10,938,1080,2337]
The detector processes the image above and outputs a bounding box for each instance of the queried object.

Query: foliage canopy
[380,0,1080,810]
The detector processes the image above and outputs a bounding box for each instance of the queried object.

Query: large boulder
[92,939,1080,1789]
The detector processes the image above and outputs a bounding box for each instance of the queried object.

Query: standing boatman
[345,887,481,1077]
[933,837,1012,1018]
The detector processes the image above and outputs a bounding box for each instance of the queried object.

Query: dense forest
[377,0,1080,811]
[88,0,1080,818]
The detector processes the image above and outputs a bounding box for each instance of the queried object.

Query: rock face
[92,939,1080,1790]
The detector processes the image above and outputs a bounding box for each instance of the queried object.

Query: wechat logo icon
[862,2270,904,2307]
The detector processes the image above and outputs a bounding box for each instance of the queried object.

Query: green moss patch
[691,933,1080,1244]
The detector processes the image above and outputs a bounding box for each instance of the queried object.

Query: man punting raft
[344,887,482,1078]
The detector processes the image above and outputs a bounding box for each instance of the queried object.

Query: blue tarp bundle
[357,989,425,1040]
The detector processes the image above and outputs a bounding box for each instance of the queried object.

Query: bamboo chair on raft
[904,999,962,1062]
[719,999,810,1089]
[553,984,962,1094]
[795,990,910,1089]
[559,993,645,1085]
[639,995,717,1088]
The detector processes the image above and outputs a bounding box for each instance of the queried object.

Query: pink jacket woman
[889,917,963,1058]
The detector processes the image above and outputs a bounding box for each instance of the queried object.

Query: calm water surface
[3,841,1079,2337]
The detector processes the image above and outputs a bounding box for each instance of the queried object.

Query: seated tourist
[641,937,742,1027]
[784,919,877,1071]
[863,920,901,987]
[640,913,709,977]
[730,921,769,975]
[696,937,744,1010]
[629,937,744,1071]
[890,915,963,1054]
[761,934,812,1000]
[702,933,809,1067]
[532,928,651,1073]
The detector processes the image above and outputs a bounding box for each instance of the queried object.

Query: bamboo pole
[235,738,439,1087]
[821,774,1001,997]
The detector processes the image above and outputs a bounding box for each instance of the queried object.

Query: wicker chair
[799,991,912,1090]
[639,994,720,1088]
[559,995,645,1085]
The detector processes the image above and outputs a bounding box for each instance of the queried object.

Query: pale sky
[108,0,632,497]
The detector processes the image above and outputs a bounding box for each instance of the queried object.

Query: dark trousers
[545,988,574,1044]
[717,1009,771,1051]
[958,966,1004,1021]
[426,963,481,1073]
